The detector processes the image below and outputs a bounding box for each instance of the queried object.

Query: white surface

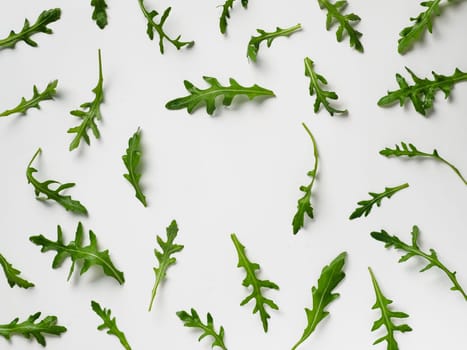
[0,0,466,349]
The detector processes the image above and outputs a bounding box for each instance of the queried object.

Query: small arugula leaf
[0,253,34,289]
[26,148,88,215]
[247,24,301,62]
[176,308,228,350]
[368,267,412,349]
[0,312,67,347]
[148,220,184,311]
[91,0,109,29]
[219,0,248,34]
[380,142,467,185]
[0,8,61,50]
[68,49,104,151]
[123,128,147,207]
[166,76,275,115]
[91,301,132,350]
[231,233,279,332]
[138,0,194,54]
[317,0,363,52]
[371,226,467,301]
[378,67,467,116]
[0,80,58,117]
[30,222,125,285]
[292,252,347,350]
[292,123,319,235]
[349,183,409,220]
[304,57,347,116]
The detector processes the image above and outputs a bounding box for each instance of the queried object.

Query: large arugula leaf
[0,8,61,50]
[122,128,147,207]
[291,252,347,350]
[371,226,467,301]
[137,0,194,54]
[0,80,58,117]
[0,312,66,347]
[68,49,104,151]
[166,76,275,115]
[176,308,228,350]
[91,301,132,350]
[219,0,249,34]
[30,222,125,285]
[0,253,34,289]
[26,148,88,215]
[378,67,467,116]
[91,0,109,29]
[247,24,301,62]
[148,220,184,311]
[292,123,319,234]
[368,267,412,350]
[349,183,409,220]
[231,233,279,332]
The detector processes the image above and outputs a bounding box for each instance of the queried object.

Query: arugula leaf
[26,148,88,215]
[231,233,279,332]
[304,57,347,116]
[91,301,132,350]
[247,24,301,62]
[30,222,125,285]
[137,0,194,54]
[123,128,147,207]
[368,267,412,349]
[371,226,467,301]
[0,253,34,289]
[176,308,228,350]
[219,0,248,34]
[0,80,58,117]
[378,67,467,116]
[292,123,319,235]
[291,252,347,350]
[166,76,275,115]
[91,0,108,29]
[68,49,104,151]
[380,142,467,185]
[148,220,184,311]
[0,312,66,347]
[0,8,61,50]
[349,183,409,220]
[316,0,363,52]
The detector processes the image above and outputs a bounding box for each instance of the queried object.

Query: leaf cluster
[123,128,147,207]
[91,0,109,29]
[219,0,249,34]
[0,253,34,288]
[91,301,132,350]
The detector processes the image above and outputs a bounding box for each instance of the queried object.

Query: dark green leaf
[219,0,248,34]
[122,128,147,207]
[91,0,108,29]
[0,253,34,288]
[91,301,132,350]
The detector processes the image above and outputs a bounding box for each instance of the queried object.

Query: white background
[1,0,466,349]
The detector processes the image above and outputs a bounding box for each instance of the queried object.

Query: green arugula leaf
[247,24,301,62]
[380,142,467,185]
[91,0,108,29]
[368,267,412,350]
[378,67,467,116]
[292,123,319,235]
[316,0,363,52]
[0,253,34,289]
[166,76,275,115]
[292,252,347,350]
[304,57,347,116]
[219,0,248,34]
[0,80,58,117]
[176,308,228,350]
[371,226,467,301]
[231,233,279,332]
[26,148,88,215]
[0,8,61,50]
[0,312,66,347]
[30,222,125,285]
[349,183,409,220]
[137,0,194,54]
[68,49,104,151]
[148,220,184,311]
[123,128,147,207]
[91,301,132,350]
